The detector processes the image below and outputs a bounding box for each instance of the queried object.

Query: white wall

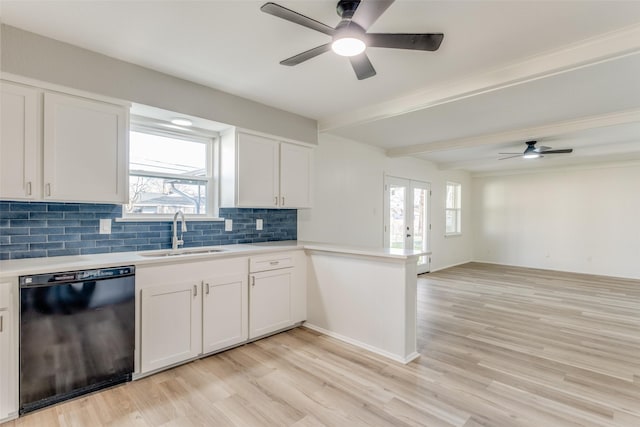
[298,134,473,272]
[472,163,640,279]
[0,24,317,144]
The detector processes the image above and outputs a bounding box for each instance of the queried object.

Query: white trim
[387,108,640,158]
[427,260,473,273]
[235,126,317,148]
[470,260,640,281]
[302,323,420,365]
[318,24,640,132]
[1,72,130,107]
[471,158,640,178]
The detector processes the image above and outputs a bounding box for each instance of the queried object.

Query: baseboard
[427,259,473,273]
[302,322,419,365]
[470,259,639,281]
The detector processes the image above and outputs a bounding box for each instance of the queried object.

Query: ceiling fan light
[331,37,366,56]
[523,153,540,159]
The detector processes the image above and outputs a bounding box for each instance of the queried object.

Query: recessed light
[170,118,193,126]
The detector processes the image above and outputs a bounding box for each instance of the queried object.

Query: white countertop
[0,241,429,278]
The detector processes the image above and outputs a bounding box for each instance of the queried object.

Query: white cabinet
[202,274,247,354]
[43,92,128,203]
[0,81,40,200]
[249,250,306,339]
[250,269,292,338]
[0,79,129,203]
[140,281,202,373]
[220,129,313,208]
[137,257,248,374]
[0,281,17,422]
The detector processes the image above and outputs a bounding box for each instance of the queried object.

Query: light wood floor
[7,263,640,427]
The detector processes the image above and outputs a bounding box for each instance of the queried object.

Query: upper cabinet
[220,129,313,209]
[0,81,40,200]
[0,80,129,204]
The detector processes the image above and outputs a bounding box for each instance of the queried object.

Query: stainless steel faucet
[172,210,187,251]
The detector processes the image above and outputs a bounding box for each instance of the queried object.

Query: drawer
[249,253,293,273]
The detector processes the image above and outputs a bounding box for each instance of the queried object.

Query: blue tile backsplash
[0,201,297,260]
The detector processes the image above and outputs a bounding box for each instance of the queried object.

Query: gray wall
[0,24,318,144]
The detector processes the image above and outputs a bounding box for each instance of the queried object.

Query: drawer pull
[269,261,279,265]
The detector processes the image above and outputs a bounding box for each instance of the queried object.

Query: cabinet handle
[46,183,51,196]
[26,181,32,196]
[274,196,278,206]
[206,283,210,295]
[193,284,198,297]
[281,196,285,206]
[0,314,3,332]
[251,276,255,287]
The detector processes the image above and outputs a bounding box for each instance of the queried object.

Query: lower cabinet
[202,275,247,354]
[250,268,292,338]
[140,281,202,373]
[0,281,17,422]
[137,257,248,375]
[137,250,306,376]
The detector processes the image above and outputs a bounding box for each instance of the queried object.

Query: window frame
[445,181,462,236]
[122,119,220,220]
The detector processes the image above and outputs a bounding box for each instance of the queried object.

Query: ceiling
[1,0,640,173]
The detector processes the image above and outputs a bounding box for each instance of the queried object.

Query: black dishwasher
[19,266,135,414]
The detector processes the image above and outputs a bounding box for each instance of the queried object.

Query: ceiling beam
[318,24,640,133]
[386,108,640,158]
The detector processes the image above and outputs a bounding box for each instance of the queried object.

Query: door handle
[407,234,412,238]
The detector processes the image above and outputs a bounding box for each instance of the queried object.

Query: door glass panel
[413,188,428,265]
[389,185,406,249]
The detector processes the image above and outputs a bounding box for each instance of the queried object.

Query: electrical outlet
[256,219,263,230]
[225,219,233,231]
[99,218,111,234]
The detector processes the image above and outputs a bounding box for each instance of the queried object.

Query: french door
[384,176,431,274]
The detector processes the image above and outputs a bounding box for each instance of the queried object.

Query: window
[445,182,461,235]
[125,124,217,218]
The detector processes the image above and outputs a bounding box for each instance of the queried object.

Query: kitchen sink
[138,248,226,257]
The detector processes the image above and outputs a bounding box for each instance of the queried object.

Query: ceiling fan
[499,140,573,160]
[260,0,444,80]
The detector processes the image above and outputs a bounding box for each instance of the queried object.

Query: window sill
[445,233,462,238]
[116,216,225,222]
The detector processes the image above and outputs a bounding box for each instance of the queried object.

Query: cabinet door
[140,281,202,373]
[202,275,247,354]
[0,310,11,420]
[236,132,280,207]
[249,269,292,338]
[0,82,40,200]
[280,143,313,208]
[43,92,128,203]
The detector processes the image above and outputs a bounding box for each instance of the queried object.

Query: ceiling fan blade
[352,0,395,31]
[261,2,335,36]
[533,145,551,152]
[499,155,524,160]
[538,149,573,154]
[367,33,444,51]
[349,53,377,80]
[498,152,523,155]
[280,43,332,66]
